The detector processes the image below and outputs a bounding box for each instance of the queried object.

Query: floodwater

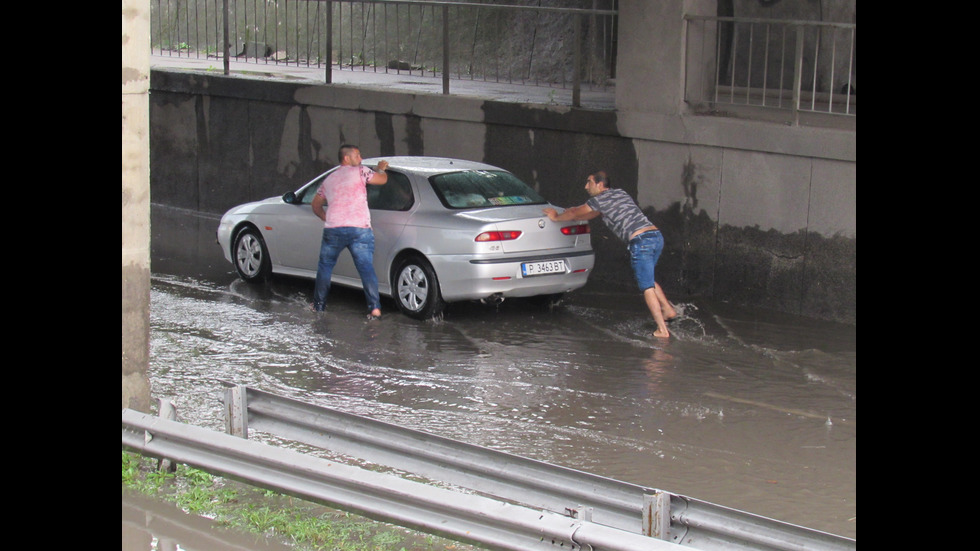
[127,204,856,548]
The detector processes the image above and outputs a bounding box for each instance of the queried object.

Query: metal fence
[123,383,857,551]
[683,15,856,119]
[150,2,856,119]
[151,0,618,105]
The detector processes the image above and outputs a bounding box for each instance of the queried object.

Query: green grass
[122,451,480,551]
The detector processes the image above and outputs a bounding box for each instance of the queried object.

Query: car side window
[368,172,414,211]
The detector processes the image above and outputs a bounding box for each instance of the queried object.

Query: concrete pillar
[615,0,716,115]
[122,0,152,412]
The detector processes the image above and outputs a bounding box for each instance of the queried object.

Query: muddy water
[133,205,856,547]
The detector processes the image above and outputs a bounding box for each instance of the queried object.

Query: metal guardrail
[122,384,855,550]
[223,384,854,551]
[123,407,685,551]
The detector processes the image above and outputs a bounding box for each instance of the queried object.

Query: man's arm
[543,203,601,222]
[367,160,390,185]
[312,192,327,221]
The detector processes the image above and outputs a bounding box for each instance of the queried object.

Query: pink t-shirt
[316,165,375,228]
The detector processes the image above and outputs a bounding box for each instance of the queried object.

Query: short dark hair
[338,144,359,163]
[592,171,611,188]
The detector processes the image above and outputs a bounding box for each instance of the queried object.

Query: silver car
[216,156,595,319]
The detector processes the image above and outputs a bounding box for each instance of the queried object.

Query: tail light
[561,224,590,235]
[475,231,522,242]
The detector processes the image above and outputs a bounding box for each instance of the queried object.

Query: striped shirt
[586,188,653,243]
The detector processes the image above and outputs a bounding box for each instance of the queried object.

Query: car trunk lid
[463,204,589,254]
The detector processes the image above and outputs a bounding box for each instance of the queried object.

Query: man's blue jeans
[628,229,663,292]
[312,227,381,312]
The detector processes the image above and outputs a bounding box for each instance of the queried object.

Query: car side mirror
[282,191,297,204]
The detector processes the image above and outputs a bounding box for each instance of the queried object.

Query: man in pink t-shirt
[311,144,389,318]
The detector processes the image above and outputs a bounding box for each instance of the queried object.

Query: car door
[329,170,414,293]
[272,175,328,275]
[364,171,414,296]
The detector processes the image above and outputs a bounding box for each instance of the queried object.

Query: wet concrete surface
[127,203,856,549]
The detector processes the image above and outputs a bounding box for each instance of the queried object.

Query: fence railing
[683,15,856,121]
[122,383,857,551]
[151,0,618,107]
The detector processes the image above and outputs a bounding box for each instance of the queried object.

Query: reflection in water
[642,347,676,389]
[146,204,855,543]
[123,489,295,551]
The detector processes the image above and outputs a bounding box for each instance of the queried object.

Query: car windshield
[294,173,328,205]
[430,170,546,209]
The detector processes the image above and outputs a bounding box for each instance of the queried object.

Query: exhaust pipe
[480,293,505,305]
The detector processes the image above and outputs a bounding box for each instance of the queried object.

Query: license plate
[521,260,567,277]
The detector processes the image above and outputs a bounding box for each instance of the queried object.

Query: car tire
[394,255,445,320]
[233,228,272,283]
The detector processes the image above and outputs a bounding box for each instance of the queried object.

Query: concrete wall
[149,1,855,324]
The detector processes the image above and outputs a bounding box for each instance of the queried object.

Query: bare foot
[663,304,678,320]
[367,308,381,319]
[653,328,670,338]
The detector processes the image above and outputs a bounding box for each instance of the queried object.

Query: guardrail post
[224,384,248,438]
[642,492,671,540]
[155,397,178,472]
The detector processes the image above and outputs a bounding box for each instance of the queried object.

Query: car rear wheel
[394,255,445,320]
[233,228,271,283]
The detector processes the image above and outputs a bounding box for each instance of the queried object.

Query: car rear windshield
[430,170,546,209]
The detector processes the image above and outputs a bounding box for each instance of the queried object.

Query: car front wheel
[394,255,445,320]
[233,228,272,282]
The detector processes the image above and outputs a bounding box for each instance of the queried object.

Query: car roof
[362,156,504,175]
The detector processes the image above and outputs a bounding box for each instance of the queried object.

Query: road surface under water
[128,204,856,548]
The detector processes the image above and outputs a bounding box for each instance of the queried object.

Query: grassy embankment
[122,451,481,551]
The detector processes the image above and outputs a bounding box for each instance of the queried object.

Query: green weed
[122,451,481,550]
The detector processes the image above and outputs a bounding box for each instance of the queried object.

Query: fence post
[224,384,248,438]
[222,0,230,75]
[442,4,450,94]
[326,1,333,83]
[792,23,803,126]
[573,12,581,107]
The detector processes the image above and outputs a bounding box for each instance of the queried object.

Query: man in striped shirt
[543,171,677,338]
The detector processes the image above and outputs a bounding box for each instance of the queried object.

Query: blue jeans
[628,230,663,291]
[312,227,381,312]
